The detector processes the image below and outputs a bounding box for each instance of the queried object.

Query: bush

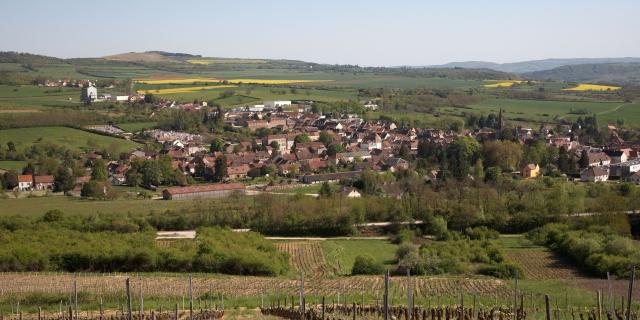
[352,255,384,275]
[478,262,524,279]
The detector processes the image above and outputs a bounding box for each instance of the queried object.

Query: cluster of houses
[579,148,640,183]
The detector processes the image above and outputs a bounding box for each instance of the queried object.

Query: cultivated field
[563,84,621,91]
[276,242,330,277]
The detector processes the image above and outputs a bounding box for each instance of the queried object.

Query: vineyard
[276,242,330,277]
[504,249,583,281]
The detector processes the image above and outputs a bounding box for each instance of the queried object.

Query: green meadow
[0,126,141,154]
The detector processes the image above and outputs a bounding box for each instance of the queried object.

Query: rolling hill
[430,57,640,73]
[525,62,640,84]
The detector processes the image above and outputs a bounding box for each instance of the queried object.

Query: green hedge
[0,227,288,276]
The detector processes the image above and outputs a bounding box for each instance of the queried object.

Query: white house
[17,175,33,191]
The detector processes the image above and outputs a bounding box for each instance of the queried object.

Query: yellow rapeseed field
[225,79,333,84]
[134,78,220,85]
[483,80,529,88]
[562,84,621,91]
[134,78,332,85]
[136,85,237,95]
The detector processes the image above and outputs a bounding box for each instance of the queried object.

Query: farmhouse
[162,183,245,200]
[33,175,54,190]
[17,175,33,191]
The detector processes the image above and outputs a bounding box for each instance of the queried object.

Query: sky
[1,0,640,67]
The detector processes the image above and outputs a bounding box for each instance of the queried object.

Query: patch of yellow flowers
[134,78,220,85]
[483,80,530,88]
[562,84,621,91]
[136,85,237,95]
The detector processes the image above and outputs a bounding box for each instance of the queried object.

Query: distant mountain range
[428,57,640,73]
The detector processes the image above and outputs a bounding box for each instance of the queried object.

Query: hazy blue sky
[2,0,639,66]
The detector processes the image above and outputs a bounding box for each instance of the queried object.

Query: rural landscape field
[1,1,640,320]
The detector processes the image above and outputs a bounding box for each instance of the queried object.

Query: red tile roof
[34,175,54,183]
[18,175,33,183]
[164,183,245,195]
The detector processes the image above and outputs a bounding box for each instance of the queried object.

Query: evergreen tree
[54,166,75,192]
[214,156,228,182]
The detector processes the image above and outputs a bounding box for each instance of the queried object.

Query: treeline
[0,224,288,276]
[528,221,640,278]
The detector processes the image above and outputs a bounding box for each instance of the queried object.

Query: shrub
[478,262,524,279]
[352,255,384,275]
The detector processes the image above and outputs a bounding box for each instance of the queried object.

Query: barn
[162,183,245,200]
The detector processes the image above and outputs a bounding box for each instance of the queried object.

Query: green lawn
[0,196,191,217]
[116,121,157,132]
[0,126,141,154]
[322,239,398,275]
[0,160,26,172]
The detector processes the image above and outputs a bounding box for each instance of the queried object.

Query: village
[3,83,640,201]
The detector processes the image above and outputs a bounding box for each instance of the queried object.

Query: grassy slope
[471,98,626,122]
[0,126,141,154]
[0,196,190,217]
[0,160,26,171]
[322,239,398,275]
[0,85,82,110]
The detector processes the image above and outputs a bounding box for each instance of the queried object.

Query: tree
[210,138,225,152]
[214,156,228,182]
[91,159,108,181]
[579,149,589,168]
[482,140,522,171]
[327,143,344,156]
[3,171,18,190]
[294,134,311,144]
[318,182,335,197]
[319,131,333,145]
[397,144,411,161]
[484,166,502,184]
[125,169,142,187]
[141,160,163,187]
[54,166,75,192]
[269,141,280,151]
[351,255,384,275]
[81,180,114,199]
[7,141,16,152]
[557,146,570,173]
[22,162,35,175]
[356,169,379,195]
[447,137,481,179]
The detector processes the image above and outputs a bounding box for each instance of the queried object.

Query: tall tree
[210,138,225,152]
[447,137,481,179]
[214,156,228,182]
[54,166,75,192]
[91,159,108,181]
